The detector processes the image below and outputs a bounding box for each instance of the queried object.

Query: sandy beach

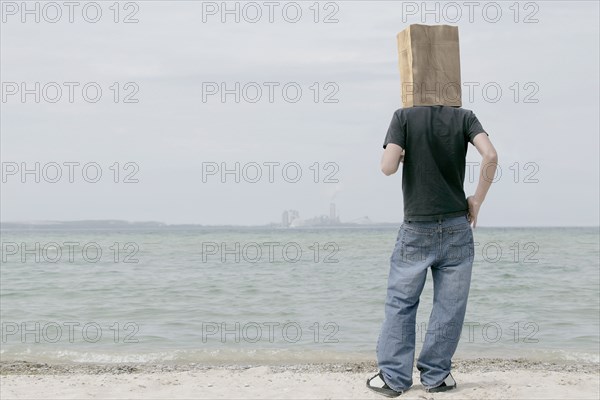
[1,359,598,399]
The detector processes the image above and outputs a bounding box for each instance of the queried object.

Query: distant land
[0,219,403,230]
[1,220,596,230]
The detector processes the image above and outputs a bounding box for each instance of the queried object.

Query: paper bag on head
[397,24,462,108]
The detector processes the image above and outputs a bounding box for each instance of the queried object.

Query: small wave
[0,348,374,364]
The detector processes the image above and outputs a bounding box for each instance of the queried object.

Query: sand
[1,359,598,399]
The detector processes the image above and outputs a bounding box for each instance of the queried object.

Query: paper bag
[397,24,462,107]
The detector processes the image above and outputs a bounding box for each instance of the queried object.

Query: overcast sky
[1,0,599,226]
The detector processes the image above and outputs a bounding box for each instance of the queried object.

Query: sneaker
[366,371,403,397]
[425,373,457,393]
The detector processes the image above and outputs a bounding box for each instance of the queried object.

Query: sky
[1,0,599,226]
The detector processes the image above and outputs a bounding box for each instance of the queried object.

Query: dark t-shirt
[383,106,487,221]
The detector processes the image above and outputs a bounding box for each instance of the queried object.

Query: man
[367,105,498,397]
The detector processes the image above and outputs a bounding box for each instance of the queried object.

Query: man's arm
[467,133,498,228]
[381,143,405,176]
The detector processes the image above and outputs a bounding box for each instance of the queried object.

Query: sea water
[1,226,598,364]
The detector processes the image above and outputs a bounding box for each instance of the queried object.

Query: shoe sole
[426,384,457,393]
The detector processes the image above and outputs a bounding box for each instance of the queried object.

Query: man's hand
[466,196,481,228]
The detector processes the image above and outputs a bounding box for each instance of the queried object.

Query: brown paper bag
[397,24,462,107]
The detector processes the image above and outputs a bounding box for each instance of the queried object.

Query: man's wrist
[470,195,484,204]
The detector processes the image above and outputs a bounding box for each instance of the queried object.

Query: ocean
[1,226,598,364]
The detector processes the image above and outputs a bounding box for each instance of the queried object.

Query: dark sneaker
[366,371,403,397]
[425,373,457,393]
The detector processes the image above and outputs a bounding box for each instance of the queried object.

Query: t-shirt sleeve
[465,111,488,144]
[383,110,406,149]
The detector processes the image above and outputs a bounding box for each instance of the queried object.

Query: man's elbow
[484,150,498,163]
[381,165,398,176]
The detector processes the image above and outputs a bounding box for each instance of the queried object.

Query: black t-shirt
[383,106,487,221]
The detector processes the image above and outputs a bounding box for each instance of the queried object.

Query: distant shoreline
[1,221,598,230]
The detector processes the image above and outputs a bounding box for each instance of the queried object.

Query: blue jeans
[376,214,474,391]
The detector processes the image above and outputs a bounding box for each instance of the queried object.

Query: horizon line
[0,219,599,229]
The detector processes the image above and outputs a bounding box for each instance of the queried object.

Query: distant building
[289,209,299,223]
[329,203,340,224]
[282,209,300,227]
[281,210,289,227]
[281,204,341,228]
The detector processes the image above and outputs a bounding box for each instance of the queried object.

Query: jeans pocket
[400,229,433,262]
[448,226,474,261]
[396,225,404,242]
[391,226,406,264]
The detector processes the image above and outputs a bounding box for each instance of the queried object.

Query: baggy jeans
[376,214,474,392]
